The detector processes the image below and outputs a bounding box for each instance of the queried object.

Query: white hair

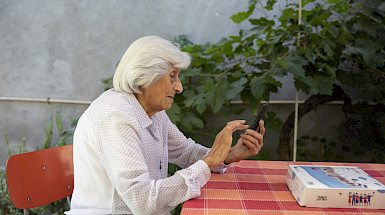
[113,36,191,94]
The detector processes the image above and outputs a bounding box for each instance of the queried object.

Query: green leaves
[42,117,53,150]
[205,80,225,113]
[180,111,204,131]
[166,0,385,142]
[183,90,197,108]
[279,8,298,25]
[349,39,385,67]
[56,107,63,135]
[250,75,266,101]
[167,102,204,131]
[231,10,253,24]
[166,103,181,124]
[278,59,305,79]
[265,0,276,10]
[303,75,339,95]
[230,0,260,24]
[284,62,306,78]
[249,17,274,27]
[227,77,248,99]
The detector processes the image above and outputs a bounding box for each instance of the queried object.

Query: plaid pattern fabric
[181,160,385,215]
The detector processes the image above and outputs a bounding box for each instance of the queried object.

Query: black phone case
[250,104,269,131]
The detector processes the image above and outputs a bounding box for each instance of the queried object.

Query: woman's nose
[174,78,183,94]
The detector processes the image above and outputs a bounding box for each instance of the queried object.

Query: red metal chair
[6,145,74,214]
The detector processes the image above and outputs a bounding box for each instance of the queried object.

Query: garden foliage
[167,0,384,160]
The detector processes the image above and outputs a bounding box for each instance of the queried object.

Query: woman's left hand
[224,120,265,164]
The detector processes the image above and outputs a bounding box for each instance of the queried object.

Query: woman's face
[137,67,183,116]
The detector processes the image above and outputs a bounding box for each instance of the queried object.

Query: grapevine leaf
[166,103,181,124]
[250,76,265,100]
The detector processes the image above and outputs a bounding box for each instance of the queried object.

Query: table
[181,160,385,215]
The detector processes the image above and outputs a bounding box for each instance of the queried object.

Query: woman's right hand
[203,120,248,170]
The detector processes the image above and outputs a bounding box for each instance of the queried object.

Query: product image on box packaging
[286,165,385,209]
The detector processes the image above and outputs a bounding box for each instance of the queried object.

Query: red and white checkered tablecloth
[181,160,385,215]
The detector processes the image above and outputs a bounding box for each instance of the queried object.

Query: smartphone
[250,103,269,132]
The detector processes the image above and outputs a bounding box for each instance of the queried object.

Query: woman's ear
[138,85,145,94]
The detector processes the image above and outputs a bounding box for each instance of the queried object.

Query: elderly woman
[66,36,265,215]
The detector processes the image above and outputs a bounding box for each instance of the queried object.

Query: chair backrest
[6,144,74,209]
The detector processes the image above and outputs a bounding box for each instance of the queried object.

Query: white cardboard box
[286,165,385,209]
